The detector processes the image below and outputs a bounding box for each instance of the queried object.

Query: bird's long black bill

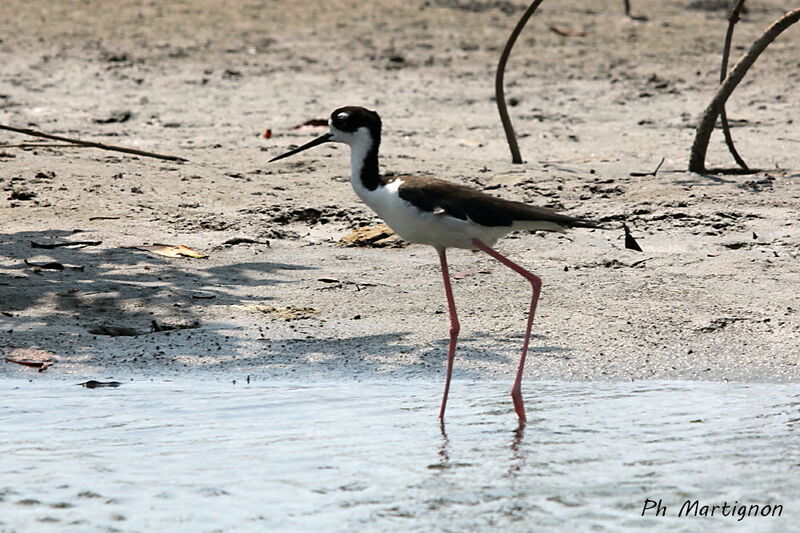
[269,132,332,163]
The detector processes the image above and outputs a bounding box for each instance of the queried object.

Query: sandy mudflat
[0,0,798,382]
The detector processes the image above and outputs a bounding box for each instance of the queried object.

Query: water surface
[1,379,798,532]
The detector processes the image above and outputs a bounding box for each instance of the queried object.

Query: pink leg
[472,239,542,424]
[437,247,460,421]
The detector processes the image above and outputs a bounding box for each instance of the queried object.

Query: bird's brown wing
[394,176,600,229]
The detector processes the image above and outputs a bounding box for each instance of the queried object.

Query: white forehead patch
[336,112,349,120]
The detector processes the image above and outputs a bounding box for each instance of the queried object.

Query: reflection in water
[1,379,799,532]
[509,423,526,477]
[437,420,450,470]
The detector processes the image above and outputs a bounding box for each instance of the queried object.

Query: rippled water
[1,379,798,532]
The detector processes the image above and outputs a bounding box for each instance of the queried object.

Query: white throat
[348,133,375,200]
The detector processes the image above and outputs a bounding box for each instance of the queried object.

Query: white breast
[347,135,515,249]
[354,177,512,249]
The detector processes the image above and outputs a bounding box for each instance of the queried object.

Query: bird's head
[269,106,381,163]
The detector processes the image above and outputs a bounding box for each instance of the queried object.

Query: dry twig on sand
[0,124,187,162]
[689,8,800,173]
[495,0,546,164]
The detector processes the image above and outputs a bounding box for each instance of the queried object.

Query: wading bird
[270,106,603,423]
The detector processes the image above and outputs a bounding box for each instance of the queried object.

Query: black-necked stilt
[270,106,603,423]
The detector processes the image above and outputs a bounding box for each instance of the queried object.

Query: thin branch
[719,0,749,170]
[622,0,647,21]
[630,157,665,177]
[0,124,188,162]
[0,142,78,148]
[689,8,800,173]
[496,0,546,164]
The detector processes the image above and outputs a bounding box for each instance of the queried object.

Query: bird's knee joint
[450,323,461,336]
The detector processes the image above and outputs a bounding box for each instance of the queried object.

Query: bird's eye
[336,112,349,121]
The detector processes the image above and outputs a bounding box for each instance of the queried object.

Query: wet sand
[1,0,799,382]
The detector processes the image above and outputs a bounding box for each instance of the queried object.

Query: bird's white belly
[356,181,511,249]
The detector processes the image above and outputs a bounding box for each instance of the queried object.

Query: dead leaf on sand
[190,291,216,300]
[93,110,133,124]
[236,304,319,321]
[292,118,328,129]
[30,240,101,249]
[24,259,85,272]
[78,380,122,388]
[218,237,270,247]
[88,325,142,337]
[151,320,200,332]
[548,25,587,37]
[24,260,65,271]
[5,346,58,372]
[453,268,492,279]
[337,224,406,248]
[457,139,485,148]
[133,244,208,259]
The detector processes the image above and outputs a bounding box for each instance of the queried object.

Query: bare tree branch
[0,124,188,162]
[496,0,546,164]
[718,0,749,170]
[689,8,800,173]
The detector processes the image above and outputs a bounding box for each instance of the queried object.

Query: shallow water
[1,379,798,532]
